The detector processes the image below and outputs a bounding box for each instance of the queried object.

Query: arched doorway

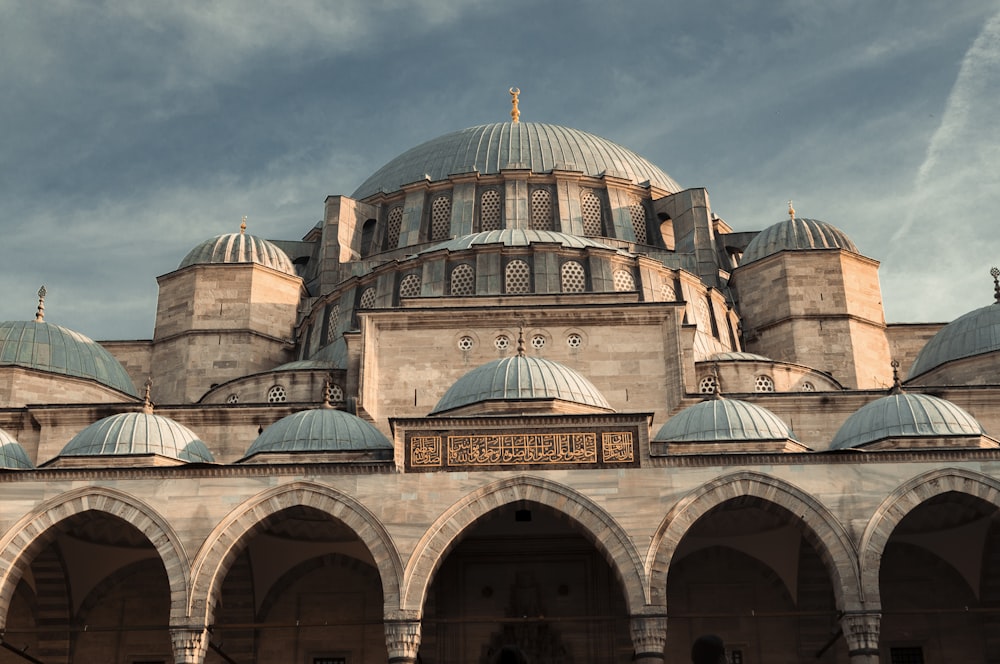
[878,491,1000,662]
[209,505,388,664]
[664,497,844,664]
[0,510,174,664]
[420,502,633,663]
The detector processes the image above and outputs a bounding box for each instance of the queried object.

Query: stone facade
[1,117,998,664]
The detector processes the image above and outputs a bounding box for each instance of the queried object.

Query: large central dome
[352,122,681,199]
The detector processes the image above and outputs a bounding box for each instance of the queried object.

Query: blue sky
[1,1,998,340]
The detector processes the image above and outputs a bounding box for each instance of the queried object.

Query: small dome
[0,428,33,469]
[59,412,214,462]
[830,393,984,449]
[0,321,138,397]
[244,408,392,456]
[707,352,771,362]
[653,398,797,442]
[421,229,622,254]
[352,122,681,200]
[741,218,859,265]
[431,355,612,414]
[908,303,1000,378]
[179,232,296,276]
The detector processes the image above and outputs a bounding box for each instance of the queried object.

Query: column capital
[630,614,667,662]
[169,626,209,664]
[385,619,421,664]
[840,611,881,660]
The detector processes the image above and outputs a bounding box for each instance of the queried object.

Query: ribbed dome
[0,321,138,397]
[830,393,984,449]
[741,218,859,265]
[908,303,1000,378]
[653,398,797,442]
[0,428,33,469]
[708,352,771,361]
[244,408,392,456]
[421,229,622,254]
[60,412,215,462]
[352,122,681,199]
[179,232,296,275]
[431,355,612,414]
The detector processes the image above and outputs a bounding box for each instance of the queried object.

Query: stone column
[169,626,209,664]
[841,611,881,663]
[385,619,421,664]
[629,615,667,663]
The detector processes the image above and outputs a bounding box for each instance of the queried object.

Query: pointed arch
[0,486,190,628]
[188,481,403,625]
[401,475,647,614]
[647,470,861,610]
[859,468,1000,608]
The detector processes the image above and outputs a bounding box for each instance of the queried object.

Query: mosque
[1,91,999,664]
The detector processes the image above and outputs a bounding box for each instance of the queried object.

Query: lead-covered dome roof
[830,393,984,449]
[0,428,33,469]
[0,320,138,397]
[653,398,797,442]
[180,231,296,276]
[908,302,1000,378]
[741,218,859,265]
[352,122,681,199]
[431,355,612,414]
[244,408,392,457]
[59,412,214,462]
[421,229,623,255]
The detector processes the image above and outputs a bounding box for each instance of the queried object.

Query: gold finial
[788,200,796,220]
[509,87,521,124]
[322,375,334,409]
[240,216,247,234]
[889,359,902,394]
[991,266,1000,304]
[34,285,46,322]
[142,377,154,414]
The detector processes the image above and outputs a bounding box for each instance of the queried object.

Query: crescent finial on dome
[34,285,46,322]
[509,87,520,124]
[787,200,795,221]
[889,359,902,394]
[240,215,247,234]
[991,266,999,303]
[142,377,154,414]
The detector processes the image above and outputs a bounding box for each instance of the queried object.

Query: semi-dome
[59,412,214,462]
[352,122,681,199]
[179,231,296,276]
[830,393,985,450]
[741,218,859,265]
[0,320,139,397]
[431,355,612,414]
[0,428,33,469]
[908,302,1000,378]
[421,229,624,255]
[244,408,392,457]
[653,398,797,442]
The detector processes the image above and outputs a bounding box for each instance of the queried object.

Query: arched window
[581,189,603,236]
[399,274,421,298]
[480,189,502,231]
[530,189,554,231]
[560,261,586,293]
[660,281,676,301]
[629,200,648,243]
[325,303,340,343]
[754,375,775,393]
[360,219,377,257]
[450,263,475,295]
[613,269,635,292]
[359,287,376,309]
[505,259,530,294]
[430,195,452,241]
[267,385,287,403]
[385,206,403,250]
